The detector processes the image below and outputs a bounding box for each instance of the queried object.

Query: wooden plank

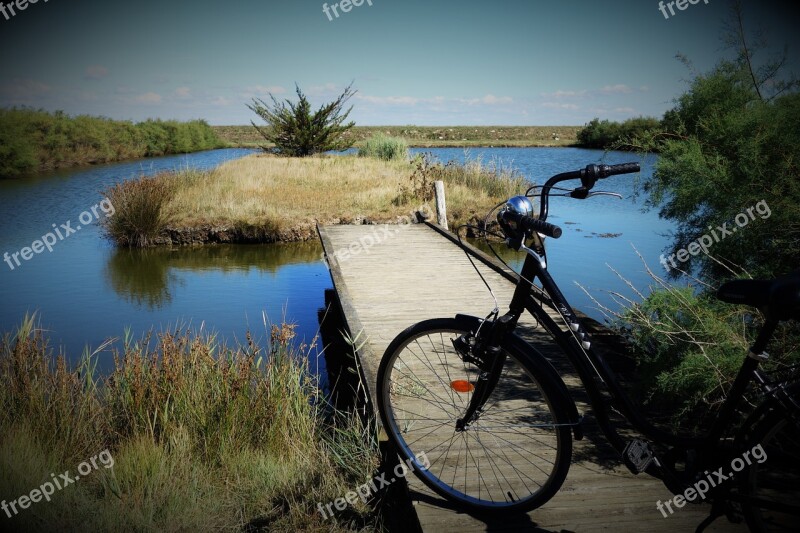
[317,225,382,419]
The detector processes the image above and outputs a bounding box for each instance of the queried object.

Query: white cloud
[210,96,232,106]
[134,92,162,104]
[356,93,512,108]
[541,102,579,110]
[541,84,639,99]
[0,79,51,104]
[174,86,192,98]
[460,94,513,106]
[306,83,339,96]
[85,65,109,80]
[540,89,587,99]
[243,85,287,98]
[598,84,633,94]
[357,94,421,106]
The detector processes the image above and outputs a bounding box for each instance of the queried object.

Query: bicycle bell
[497,195,534,240]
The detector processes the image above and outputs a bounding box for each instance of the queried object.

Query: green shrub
[358,133,408,161]
[615,276,800,429]
[576,116,660,149]
[0,109,224,177]
[248,83,356,156]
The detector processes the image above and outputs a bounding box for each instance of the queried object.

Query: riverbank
[214,125,581,148]
[103,153,528,247]
[0,315,377,531]
[0,109,226,178]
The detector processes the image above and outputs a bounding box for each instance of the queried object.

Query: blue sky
[0,0,797,125]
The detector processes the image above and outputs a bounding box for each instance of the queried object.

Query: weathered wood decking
[318,222,743,532]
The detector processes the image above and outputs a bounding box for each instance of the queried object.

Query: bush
[639,63,800,279]
[102,174,175,247]
[576,116,660,149]
[247,83,356,156]
[358,133,408,161]
[394,154,527,206]
[0,109,224,177]
[613,271,800,429]
[612,12,800,428]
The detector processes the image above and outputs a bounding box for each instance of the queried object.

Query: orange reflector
[450,380,474,393]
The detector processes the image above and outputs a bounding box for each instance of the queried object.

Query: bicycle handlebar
[537,162,640,221]
[496,162,639,245]
[499,209,563,239]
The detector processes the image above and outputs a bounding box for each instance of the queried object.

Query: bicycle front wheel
[377,317,573,513]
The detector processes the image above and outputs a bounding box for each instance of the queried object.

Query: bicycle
[375,162,800,531]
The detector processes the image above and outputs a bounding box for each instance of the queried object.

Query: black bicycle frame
[501,249,770,458]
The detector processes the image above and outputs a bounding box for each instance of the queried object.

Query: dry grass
[0,315,380,531]
[163,153,529,239]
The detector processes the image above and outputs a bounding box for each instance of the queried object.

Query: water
[411,147,671,321]
[0,146,669,373]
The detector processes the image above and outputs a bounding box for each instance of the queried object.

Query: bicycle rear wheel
[376,317,573,513]
[739,403,800,531]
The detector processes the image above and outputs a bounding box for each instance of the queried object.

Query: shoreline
[223,140,581,149]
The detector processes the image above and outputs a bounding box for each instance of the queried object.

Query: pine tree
[248,83,356,156]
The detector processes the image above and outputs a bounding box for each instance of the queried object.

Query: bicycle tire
[376,316,574,513]
[738,399,800,532]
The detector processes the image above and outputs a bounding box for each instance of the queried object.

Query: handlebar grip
[522,216,562,238]
[598,162,640,178]
[501,209,562,238]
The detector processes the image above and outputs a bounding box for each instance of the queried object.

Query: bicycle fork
[452,313,517,431]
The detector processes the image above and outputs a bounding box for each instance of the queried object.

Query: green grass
[214,125,581,148]
[357,134,408,161]
[0,108,226,178]
[0,315,380,531]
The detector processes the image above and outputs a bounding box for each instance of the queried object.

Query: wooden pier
[318,222,743,532]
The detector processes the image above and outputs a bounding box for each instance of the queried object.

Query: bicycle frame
[496,246,774,468]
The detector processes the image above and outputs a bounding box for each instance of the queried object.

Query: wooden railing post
[434,180,448,230]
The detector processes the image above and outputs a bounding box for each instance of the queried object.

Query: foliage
[357,133,408,161]
[609,5,800,430]
[0,108,224,178]
[612,270,800,430]
[0,316,378,531]
[102,173,177,247]
[635,37,800,279]
[248,83,356,156]
[576,116,661,149]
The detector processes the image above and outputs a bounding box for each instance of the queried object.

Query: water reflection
[105,242,324,310]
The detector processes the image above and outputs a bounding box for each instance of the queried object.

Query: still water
[0,147,669,372]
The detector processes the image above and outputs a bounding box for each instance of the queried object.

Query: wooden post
[434,180,448,230]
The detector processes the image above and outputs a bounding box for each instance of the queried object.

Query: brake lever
[586,191,623,199]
